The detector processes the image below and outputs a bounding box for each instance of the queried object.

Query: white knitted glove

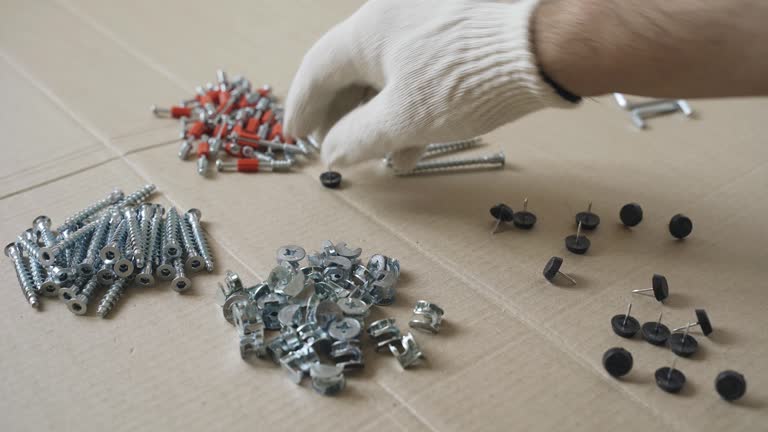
[284,0,578,169]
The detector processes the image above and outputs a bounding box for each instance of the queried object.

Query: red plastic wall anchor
[231,122,244,136]
[237,95,249,109]
[234,130,261,142]
[236,159,260,172]
[213,123,229,138]
[170,106,192,118]
[261,110,275,125]
[197,141,211,158]
[207,90,220,104]
[187,121,206,139]
[267,123,284,141]
[245,117,260,133]
[224,142,242,157]
[217,91,231,113]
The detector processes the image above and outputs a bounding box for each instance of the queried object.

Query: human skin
[533,0,768,98]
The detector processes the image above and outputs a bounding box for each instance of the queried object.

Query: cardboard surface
[1,1,766,431]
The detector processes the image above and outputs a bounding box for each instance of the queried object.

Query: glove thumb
[321,90,409,168]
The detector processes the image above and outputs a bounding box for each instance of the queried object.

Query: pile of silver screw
[385,138,506,176]
[5,185,215,317]
[217,241,444,396]
[152,69,317,176]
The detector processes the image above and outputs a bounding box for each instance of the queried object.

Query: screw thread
[423,138,480,156]
[146,207,163,271]
[36,224,57,248]
[187,212,213,272]
[395,152,505,176]
[83,212,112,266]
[80,274,101,302]
[164,208,181,257]
[139,205,155,257]
[56,219,101,256]
[97,278,128,318]
[122,208,145,268]
[117,184,156,209]
[7,246,39,308]
[173,258,187,279]
[178,215,199,258]
[55,189,124,233]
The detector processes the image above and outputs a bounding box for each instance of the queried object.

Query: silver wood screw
[38,219,101,267]
[178,213,204,272]
[66,274,100,315]
[5,243,39,308]
[97,277,129,318]
[186,209,214,272]
[171,258,192,293]
[117,184,156,209]
[122,207,146,268]
[137,206,163,287]
[54,189,124,234]
[163,207,183,259]
[394,152,505,176]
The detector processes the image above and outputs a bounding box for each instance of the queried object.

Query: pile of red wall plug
[152,70,318,176]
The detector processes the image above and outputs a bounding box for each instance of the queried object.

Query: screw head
[33,215,51,229]
[4,242,17,257]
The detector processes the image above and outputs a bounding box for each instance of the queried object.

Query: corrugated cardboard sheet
[1,1,766,431]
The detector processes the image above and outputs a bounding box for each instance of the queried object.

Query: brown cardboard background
[1,1,766,431]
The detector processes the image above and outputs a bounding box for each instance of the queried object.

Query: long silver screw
[54,188,124,233]
[171,258,192,293]
[17,230,49,294]
[98,219,127,285]
[394,152,505,176]
[66,274,100,315]
[178,213,204,272]
[122,207,146,268]
[5,243,39,308]
[185,209,214,272]
[156,219,175,281]
[33,215,57,248]
[422,138,481,158]
[38,218,100,267]
[77,212,113,277]
[97,277,129,318]
[163,208,182,259]
[139,204,155,256]
[117,184,157,209]
[137,206,164,286]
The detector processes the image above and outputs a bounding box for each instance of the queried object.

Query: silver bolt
[185,209,214,272]
[97,277,129,318]
[54,188,124,233]
[630,101,682,129]
[5,242,40,308]
[422,138,481,158]
[394,152,505,176]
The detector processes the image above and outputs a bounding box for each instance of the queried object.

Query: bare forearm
[533,0,768,98]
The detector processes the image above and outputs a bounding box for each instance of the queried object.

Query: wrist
[532,0,610,97]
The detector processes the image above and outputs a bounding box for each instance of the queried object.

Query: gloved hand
[284,0,578,170]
